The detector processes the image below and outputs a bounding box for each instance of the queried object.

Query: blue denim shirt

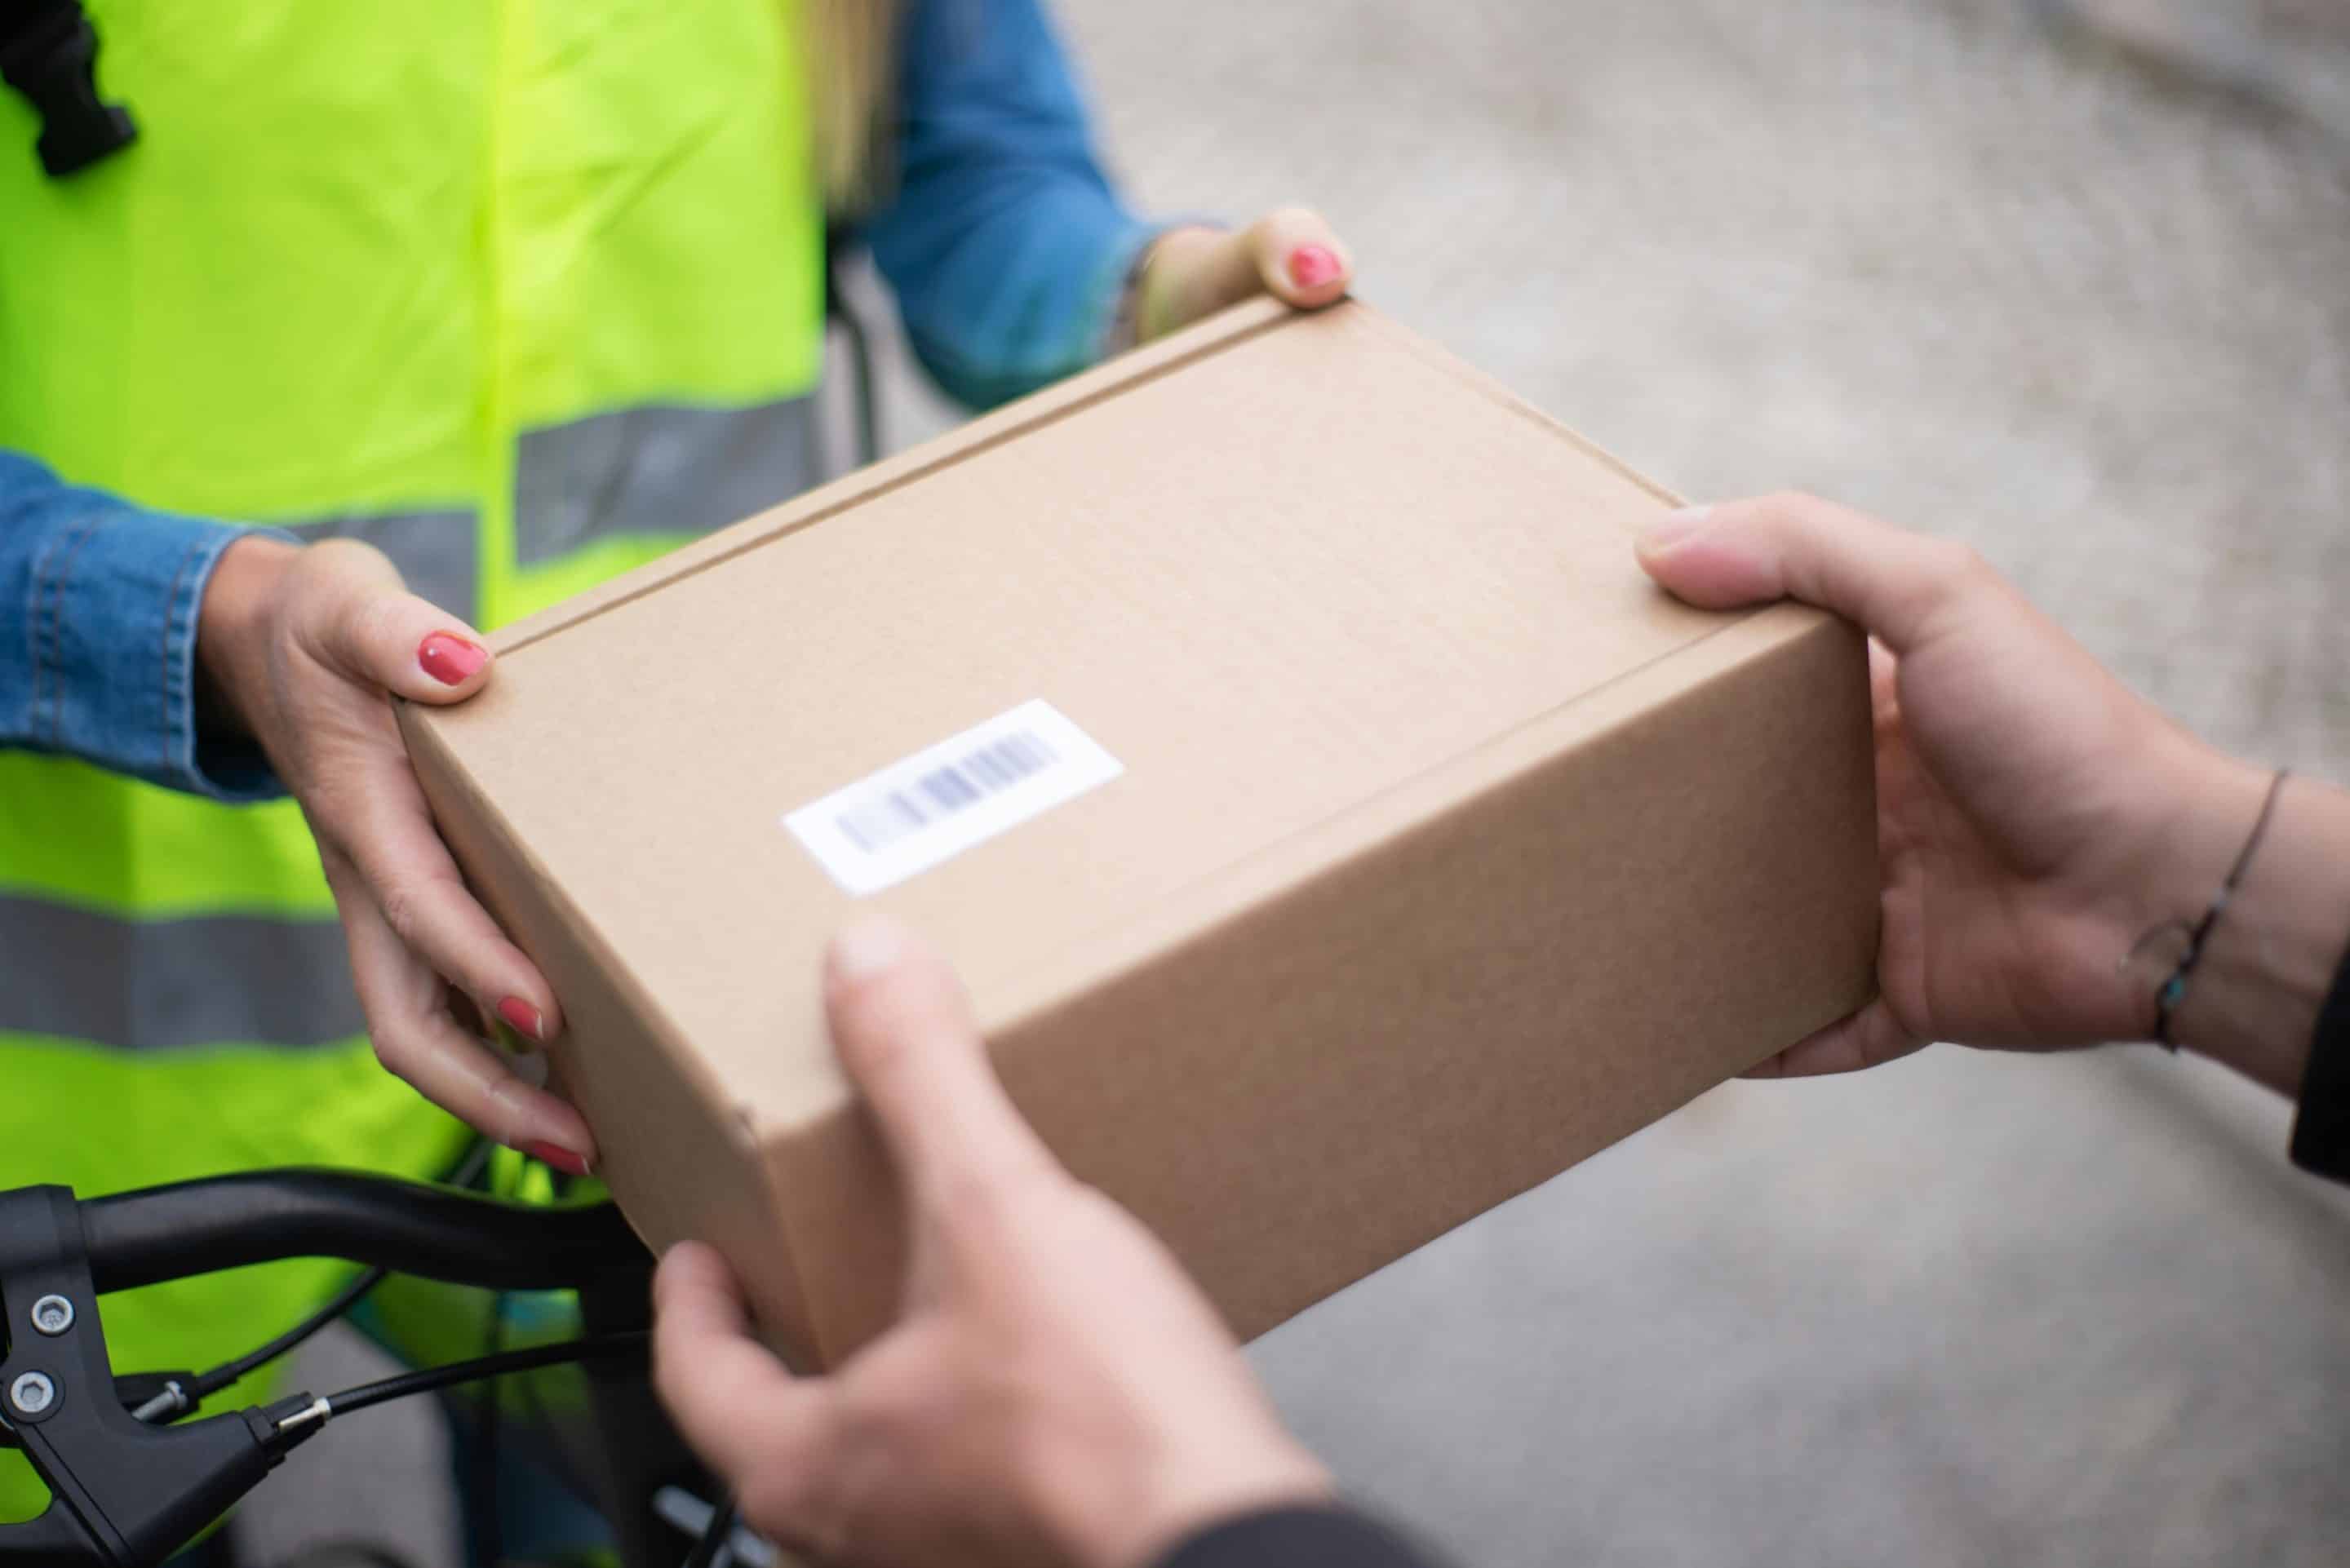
[2,0,1154,801]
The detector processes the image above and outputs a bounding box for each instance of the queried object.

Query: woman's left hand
[1134,207,1355,341]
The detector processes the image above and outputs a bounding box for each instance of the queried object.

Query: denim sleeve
[862,0,1159,410]
[0,450,280,800]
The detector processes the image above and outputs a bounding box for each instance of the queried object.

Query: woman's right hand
[196,534,596,1172]
[1635,493,2348,1093]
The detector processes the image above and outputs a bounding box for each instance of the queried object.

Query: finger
[824,916,1059,1203]
[1634,492,1992,654]
[1740,999,1926,1079]
[324,746,564,1048]
[652,1243,830,1492]
[299,538,497,704]
[335,875,596,1167]
[1243,206,1354,308]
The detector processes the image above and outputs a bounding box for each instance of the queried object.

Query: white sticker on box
[783,699,1124,896]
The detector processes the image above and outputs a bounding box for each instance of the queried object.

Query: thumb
[304,538,496,703]
[1633,492,1984,655]
[822,916,1059,1207]
[1244,206,1353,308]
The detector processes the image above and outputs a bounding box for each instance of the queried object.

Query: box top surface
[416,299,1744,1132]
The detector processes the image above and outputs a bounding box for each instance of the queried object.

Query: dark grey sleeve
[1155,1507,1449,1568]
[2289,937,2350,1184]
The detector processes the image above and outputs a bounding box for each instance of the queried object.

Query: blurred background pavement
[241,2,2350,1563]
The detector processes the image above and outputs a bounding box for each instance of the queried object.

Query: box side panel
[767,1105,904,1367]
[399,705,822,1359]
[772,610,1877,1359]
[980,611,1877,1345]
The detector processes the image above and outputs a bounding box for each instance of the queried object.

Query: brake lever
[0,1188,313,1567]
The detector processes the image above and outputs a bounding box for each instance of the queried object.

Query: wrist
[2144,760,2350,1094]
[194,533,299,741]
[1041,1431,1334,1568]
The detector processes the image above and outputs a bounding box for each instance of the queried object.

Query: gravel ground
[237,2,2350,1563]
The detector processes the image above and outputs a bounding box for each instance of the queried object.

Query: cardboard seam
[987,612,1868,1331]
[1343,307,1686,512]
[399,708,729,1118]
[990,600,1835,1034]
[496,297,1297,657]
[400,702,824,1332]
[730,608,1816,1141]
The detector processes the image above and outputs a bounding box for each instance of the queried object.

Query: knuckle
[374,870,458,950]
[479,1073,548,1146]
[1939,539,1993,583]
[348,591,412,662]
[1918,538,1992,605]
[1756,488,1823,524]
[1891,538,1990,633]
[933,1159,1059,1239]
[375,882,429,946]
[933,1165,1021,1236]
[368,1032,423,1089]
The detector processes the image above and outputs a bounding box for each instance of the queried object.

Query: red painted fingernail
[1288,244,1343,290]
[419,633,487,686]
[497,996,545,1042]
[522,1141,592,1178]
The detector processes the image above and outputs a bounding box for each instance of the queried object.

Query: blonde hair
[804,0,902,215]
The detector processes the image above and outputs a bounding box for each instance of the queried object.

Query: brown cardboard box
[401,297,1878,1368]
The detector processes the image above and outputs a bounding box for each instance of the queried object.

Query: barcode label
[783,700,1124,895]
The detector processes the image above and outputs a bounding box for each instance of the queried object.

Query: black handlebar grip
[78,1168,645,1294]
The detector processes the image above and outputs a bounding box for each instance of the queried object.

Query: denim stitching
[32,515,103,749]
[25,516,71,742]
[160,531,211,784]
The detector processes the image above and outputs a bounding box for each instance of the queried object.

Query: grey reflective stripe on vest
[0,893,362,1051]
[285,509,479,623]
[513,396,819,566]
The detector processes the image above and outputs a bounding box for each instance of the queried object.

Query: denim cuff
[27,505,287,802]
[898,195,1161,410]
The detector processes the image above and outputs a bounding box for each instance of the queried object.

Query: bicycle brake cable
[138,1137,499,1422]
[265,1328,649,1439]
[680,1494,740,1568]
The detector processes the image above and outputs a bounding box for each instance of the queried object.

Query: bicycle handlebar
[0,1169,657,1566]
[75,1167,645,1294]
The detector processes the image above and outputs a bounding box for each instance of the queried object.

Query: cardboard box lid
[413,297,1746,1142]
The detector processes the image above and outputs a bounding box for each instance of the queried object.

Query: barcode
[783,699,1125,895]
[834,729,1061,853]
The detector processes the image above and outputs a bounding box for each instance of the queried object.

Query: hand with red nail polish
[1128,206,1356,345]
[195,536,593,1168]
[418,631,488,687]
[1287,243,1342,290]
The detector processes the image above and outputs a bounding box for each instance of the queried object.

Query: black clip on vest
[0,0,136,178]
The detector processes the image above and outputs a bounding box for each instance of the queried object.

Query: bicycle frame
[0,1170,711,1568]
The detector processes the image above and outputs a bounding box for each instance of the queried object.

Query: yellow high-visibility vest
[0,0,825,1518]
